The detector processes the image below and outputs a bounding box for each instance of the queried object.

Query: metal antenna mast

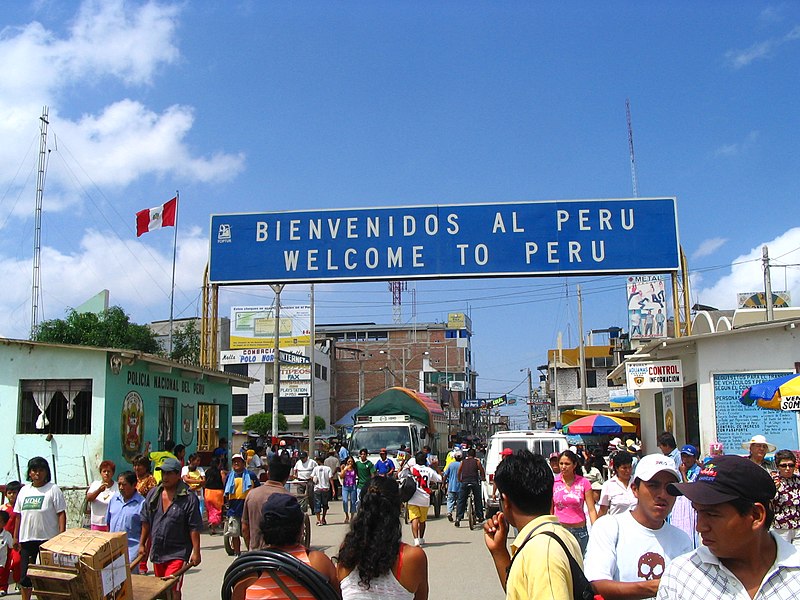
[31,106,50,337]
[626,98,639,198]
[388,281,407,324]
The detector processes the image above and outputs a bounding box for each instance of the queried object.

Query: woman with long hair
[552,449,597,554]
[597,450,636,517]
[13,457,66,600]
[340,457,358,524]
[204,456,225,534]
[337,476,428,599]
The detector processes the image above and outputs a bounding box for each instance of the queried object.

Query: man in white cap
[742,434,776,472]
[584,454,693,599]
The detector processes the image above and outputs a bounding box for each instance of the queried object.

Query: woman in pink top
[552,450,597,554]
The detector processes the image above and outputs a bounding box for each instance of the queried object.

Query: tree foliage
[169,320,201,365]
[32,306,162,353]
[301,415,327,431]
[243,411,288,435]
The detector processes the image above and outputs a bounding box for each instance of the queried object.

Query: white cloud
[714,130,759,157]
[0,1,244,205]
[0,227,209,339]
[691,237,728,260]
[693,227,800,310]
[725,23,800,68]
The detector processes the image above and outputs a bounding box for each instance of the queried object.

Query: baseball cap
[380,448,387,453]
[279,440,286,446]
[157,457,181,473]
[231,453,245,462]
[679,444,699,457]
[668,455,776,505]
[500,448,514,457]
[453,450,463,458]
[633,453,681,483]
[299,451,308,460]
[261,493,304,523]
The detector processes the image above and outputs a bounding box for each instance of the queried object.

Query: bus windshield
[350,425,412,455]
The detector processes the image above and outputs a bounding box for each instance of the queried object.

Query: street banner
[626,360,683,390]
[220,347,310,365]
[210,197,680,284]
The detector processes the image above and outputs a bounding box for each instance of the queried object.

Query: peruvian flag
[136,197,177,237]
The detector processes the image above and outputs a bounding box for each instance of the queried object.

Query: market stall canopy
[356,387,444,431]
[334,406,360,427]
[609,395,638,409]
[563,414,637,435]
[740,373,800,410]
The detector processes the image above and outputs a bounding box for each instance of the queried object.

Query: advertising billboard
[627,274,668,340]
[209,198,680,284]
[229,305,310,349]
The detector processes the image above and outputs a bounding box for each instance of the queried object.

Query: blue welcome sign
[209,197,679,284]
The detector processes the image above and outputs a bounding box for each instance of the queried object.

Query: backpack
[507,527,596,600]
[398,473,417,502]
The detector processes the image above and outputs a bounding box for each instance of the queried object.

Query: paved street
[181,500,504,599]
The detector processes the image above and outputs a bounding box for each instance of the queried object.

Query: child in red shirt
[0,481,22,595]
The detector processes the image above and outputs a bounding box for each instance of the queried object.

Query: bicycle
[466,488,478,530]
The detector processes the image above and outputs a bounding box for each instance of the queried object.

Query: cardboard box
[39,529,132,600]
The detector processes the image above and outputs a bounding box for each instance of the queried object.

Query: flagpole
[168,190,179,355]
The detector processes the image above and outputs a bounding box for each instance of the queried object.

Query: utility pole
[270,284,284,440]
[763,245,774,322]
[308,284,315,457]
[526,368,534,429]
[577,285,588,409]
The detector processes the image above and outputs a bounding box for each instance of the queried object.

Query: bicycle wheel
[468,493,477,530]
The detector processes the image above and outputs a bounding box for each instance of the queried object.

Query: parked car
[482,430,568,517]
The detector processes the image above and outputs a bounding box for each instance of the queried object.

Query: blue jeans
[342,485,357,515]
[565,525,589,555]
[456,482,483,521]
[447,490,460,515]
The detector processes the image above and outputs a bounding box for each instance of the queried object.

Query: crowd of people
[3,431,799,600]
[484,431,800,600]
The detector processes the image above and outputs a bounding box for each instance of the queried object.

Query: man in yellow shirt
[484,450,584,600]
[146,440,178,483]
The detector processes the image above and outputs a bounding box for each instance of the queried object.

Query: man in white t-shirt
[402,452,442,547]
[311,463,333,525]
[584,453,693,600]
[292,451,317,511]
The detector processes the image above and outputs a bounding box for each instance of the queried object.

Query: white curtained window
[33,389,52,430]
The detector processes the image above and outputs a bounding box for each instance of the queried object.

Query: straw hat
[740,434,776,453]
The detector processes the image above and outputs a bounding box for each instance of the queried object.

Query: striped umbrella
[562,414,637,435]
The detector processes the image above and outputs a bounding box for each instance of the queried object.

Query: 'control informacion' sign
[209,197,679,284]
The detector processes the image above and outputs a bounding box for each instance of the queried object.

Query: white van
[482,430,568,517]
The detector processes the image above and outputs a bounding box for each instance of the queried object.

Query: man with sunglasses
[772,449,800,548]
[657,455,800,599]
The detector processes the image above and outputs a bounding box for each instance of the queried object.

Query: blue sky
[2,2,799,422]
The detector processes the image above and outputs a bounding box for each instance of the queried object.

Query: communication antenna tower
[626,98,639,198]
[388,281,408,324]
[31,106,50,337]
